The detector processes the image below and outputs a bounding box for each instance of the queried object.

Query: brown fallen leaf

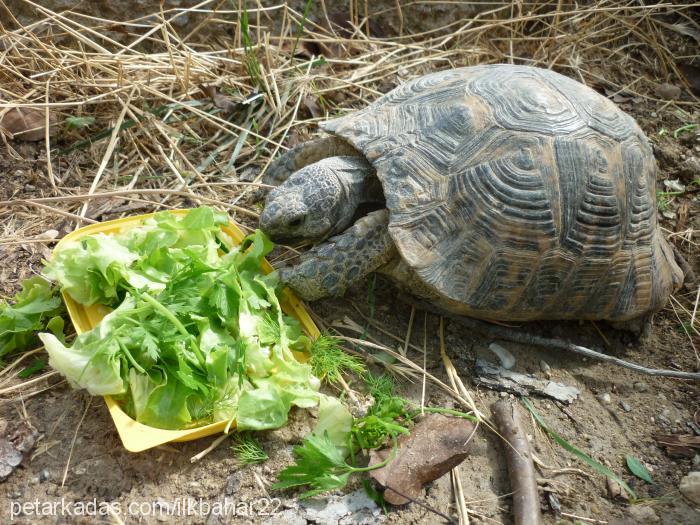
[675,200,689,233]
[653,433,700,458]
[655,82,682,100]
[0,420,39,482]
[303,95,324,118]
[0,107,58,141]
[199,85,243,113]
[369,413,476,505]
[270,37,317,60]
[607,477,630,502]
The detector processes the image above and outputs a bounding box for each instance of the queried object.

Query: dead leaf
[271,37,316,60]
[0,420,39,481]
[37,229,60,241]
[676,201,689,233]
[655,82,682,100]
[0,107,58,141]
[653,433,700,458]
[303,95,323,118]
[199,85,243,113]
[369,413,476,505]
[86,199,127,222]
[607,477,630,502]
[678,64,700,96]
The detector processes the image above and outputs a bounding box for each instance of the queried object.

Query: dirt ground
[1,2,700,525]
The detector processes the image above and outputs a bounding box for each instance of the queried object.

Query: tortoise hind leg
[609,314,653,340]
[263,136,360,187]
[278,209,396,301]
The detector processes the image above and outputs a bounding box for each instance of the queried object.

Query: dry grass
[0,2,697,221]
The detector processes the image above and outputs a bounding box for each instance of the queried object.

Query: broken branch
[493,399,543,525]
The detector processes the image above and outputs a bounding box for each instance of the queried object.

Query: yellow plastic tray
[53,209,319,452]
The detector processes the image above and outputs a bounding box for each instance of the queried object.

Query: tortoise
[259,64,685,326]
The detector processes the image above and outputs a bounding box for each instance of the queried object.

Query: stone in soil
[679,471,700,505]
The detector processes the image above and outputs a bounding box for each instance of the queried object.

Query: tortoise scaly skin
[259,65,684,323]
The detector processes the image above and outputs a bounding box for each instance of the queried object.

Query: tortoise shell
[319,65,683,322]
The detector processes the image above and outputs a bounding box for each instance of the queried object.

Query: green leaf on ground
[626,455,653,484]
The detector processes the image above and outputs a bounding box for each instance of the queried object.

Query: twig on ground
[190,432,231,463]
[451,313,700,381]
[61,395,92,488]
[492,399,543,525]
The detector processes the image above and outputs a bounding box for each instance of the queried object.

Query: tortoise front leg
[278,209,396,301]
[264,136,359,187]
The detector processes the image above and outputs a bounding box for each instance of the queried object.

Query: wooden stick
[454,315,700,381]
[406,298,700,381]
[493,399,543,525]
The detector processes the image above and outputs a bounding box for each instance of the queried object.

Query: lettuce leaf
[0,276,64,359]
[313,394,353,455]
[40,208,320,431]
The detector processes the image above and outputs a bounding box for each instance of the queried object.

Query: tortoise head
[260,156,374,244]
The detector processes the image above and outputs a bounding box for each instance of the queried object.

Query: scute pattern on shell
[320,65,682,321]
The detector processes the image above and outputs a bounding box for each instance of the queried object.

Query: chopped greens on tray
[38,207,323,431]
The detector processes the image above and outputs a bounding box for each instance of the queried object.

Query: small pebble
[539,360,551,378]
[679,471,700,505]
[599,393,612,404]
[628,505,660,523]
[499,391,508,398]
[39,469,50,483]
[224,472,242,496]
[488,343,516,370]
[620,401,632,412]
[692,455,700,467]
[633,381,649,393]
[657,415,671,427]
